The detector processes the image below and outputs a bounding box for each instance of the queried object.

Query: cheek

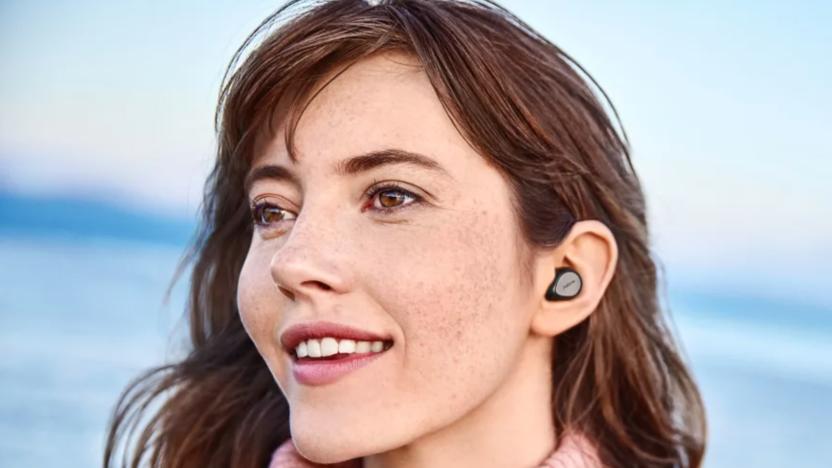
[236,245,283,368]
[238,244,304,399]
[373,205,526,406]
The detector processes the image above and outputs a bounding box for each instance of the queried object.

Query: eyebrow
[244,148,449,195]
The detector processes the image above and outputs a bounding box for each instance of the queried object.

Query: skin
[236,51,618,468]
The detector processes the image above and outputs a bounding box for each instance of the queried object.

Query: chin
[290,418,373,464]
[289,401,436,463]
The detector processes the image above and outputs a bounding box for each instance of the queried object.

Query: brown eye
[378,190,407,208]
[251,202,296,227]
[368,184,421,212]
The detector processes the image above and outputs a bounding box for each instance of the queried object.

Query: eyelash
[249,181,423,230]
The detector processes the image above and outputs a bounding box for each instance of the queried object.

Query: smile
[292,340,394,386]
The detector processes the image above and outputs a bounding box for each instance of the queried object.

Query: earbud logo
[555,271,581,297]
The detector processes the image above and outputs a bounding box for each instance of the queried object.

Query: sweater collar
[269,431,601,467]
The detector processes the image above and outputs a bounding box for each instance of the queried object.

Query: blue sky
[1,0,830,305]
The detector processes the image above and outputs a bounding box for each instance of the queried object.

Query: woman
[105,0,706,467]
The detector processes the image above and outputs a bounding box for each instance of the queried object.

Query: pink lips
[279,320,394,386]
[292,351,389,386]
[280,320,392,352]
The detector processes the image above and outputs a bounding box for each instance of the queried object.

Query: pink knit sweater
[268,431,602,467]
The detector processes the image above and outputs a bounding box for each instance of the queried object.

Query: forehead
[250,51,479,177]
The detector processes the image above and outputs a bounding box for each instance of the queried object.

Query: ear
[529,220,618,337]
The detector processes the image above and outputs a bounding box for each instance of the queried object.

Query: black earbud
[545,267,582,301]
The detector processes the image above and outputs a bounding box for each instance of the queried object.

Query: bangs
[216,1,422,169]
[247,47,419,168]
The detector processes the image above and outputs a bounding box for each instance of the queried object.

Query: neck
[362,334,555,468]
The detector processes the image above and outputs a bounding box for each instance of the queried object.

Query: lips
[292,351,389,386]
[279,320,393,354]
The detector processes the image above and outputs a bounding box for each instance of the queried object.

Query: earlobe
[529,220,618,338]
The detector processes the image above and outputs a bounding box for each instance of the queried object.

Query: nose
[269,208,351,304]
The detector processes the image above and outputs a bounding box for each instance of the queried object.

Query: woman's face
[237,51,541,462]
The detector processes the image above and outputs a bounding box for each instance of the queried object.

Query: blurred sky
[1,0,830,305]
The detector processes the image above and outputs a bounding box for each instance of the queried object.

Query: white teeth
[355,341,371,353]
[307,339,322,358]
[295,341,308,358]
[295,337,389,359]
[338,339,356,353]
[320,337,339,357]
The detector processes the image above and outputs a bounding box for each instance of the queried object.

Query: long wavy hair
[104,1,706,466]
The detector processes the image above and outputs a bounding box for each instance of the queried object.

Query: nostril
[277,285,295,301]
[276,281,331,300]
[302,280,332,291]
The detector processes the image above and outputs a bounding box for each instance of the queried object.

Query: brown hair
[104,0,706,466]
